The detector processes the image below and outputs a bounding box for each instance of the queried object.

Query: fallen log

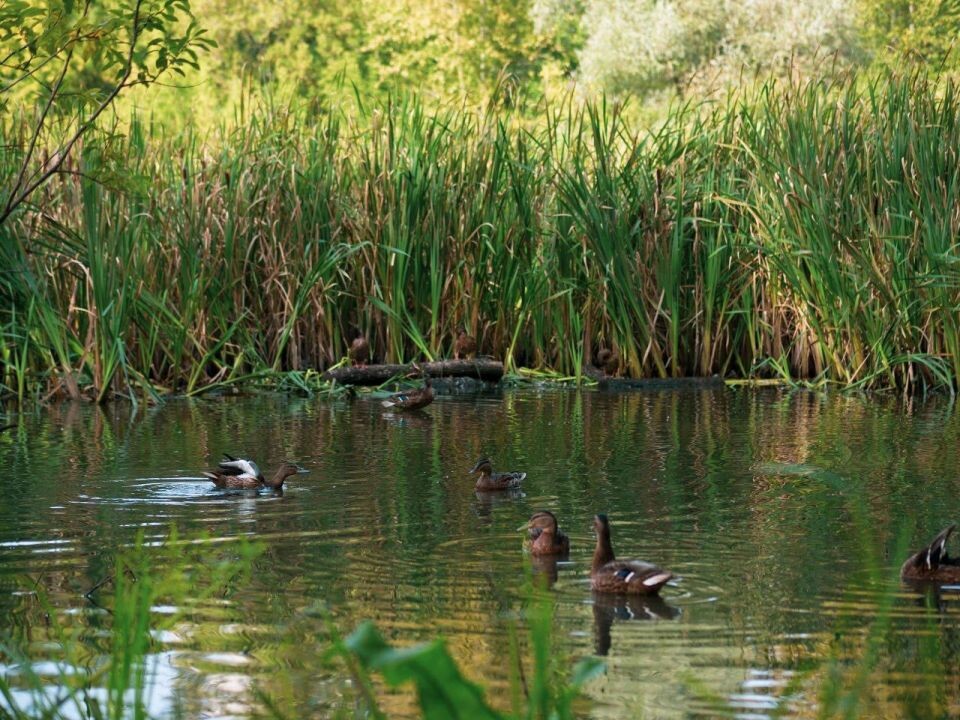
[323,359,504,386]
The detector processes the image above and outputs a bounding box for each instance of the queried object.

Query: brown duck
[590,514,672,595]
[204,454,308,491]
[381,365,434,411]
[348,334,370,366]
[595,347,619,375]
[454,326,477,360]
[470,457,526,491]
[901,524,960,583]
[524,511,570,556]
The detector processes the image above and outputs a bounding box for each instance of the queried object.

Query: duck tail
[641,571,673,591]
[202,471,221,484]
[381,399,396,408]
[922,524,956,570]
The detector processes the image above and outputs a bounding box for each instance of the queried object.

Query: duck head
[469,457,493,476]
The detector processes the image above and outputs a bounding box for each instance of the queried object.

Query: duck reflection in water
[591,592,681,656]
[380,408,434,426]
[473,487,525,523]
[530,554,562,587]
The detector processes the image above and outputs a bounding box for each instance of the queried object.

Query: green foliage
[345,623,503,719]
[0,0,214,223]
[148,0,550,121]
[859,0,960,68]
[5,67,960,401]
[338,588,603,720]
[575,0,859,98]
[0,533,602,720]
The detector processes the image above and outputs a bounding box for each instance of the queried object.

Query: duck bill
[296,466,310,474]
[516,522,531,532]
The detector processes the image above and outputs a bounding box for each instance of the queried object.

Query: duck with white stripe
[590,514,673,595]
[204,453,308,491]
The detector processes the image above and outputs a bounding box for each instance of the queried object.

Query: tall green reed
[4,66,960,401]
[0,530,260,719]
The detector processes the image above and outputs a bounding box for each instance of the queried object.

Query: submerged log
[324,359,504,386]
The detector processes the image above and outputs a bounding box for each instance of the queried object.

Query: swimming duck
[595,347,619,375]
[524,511,570,556]
[590,514,672,595]
[381,365,434,411]
[204,454,308,491]
[348,334,370,366]
[901,524,960,583]
[454,326,477,360]
[470,457,525,491]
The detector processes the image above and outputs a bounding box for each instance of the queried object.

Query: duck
[348,334,370,366]
[595,347,619,375]
[524,511,570,556]
[381,364,434,411]
[470,457,525,491]
[590,514,672,595]
[204,454,308,491]
[901,524,960,583]
[454,326,477,360]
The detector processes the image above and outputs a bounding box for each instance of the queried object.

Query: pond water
[2,387,960,718]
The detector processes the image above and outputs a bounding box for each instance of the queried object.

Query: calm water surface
[2,387,960,718]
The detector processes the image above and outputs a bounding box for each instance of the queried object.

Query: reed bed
[3,67,960,401]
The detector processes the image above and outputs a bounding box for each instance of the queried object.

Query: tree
[859,0,960,67]
[0,0,214,225]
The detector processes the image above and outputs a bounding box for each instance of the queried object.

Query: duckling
[595,347,619,375]
[901,524,960,583]
[204,454,308,491]
[590,514,672,595]
[381,365,434,411]
[454,326,477,360]
[470,457,525,491]
[348,334,370,367]
[524,511,570,556]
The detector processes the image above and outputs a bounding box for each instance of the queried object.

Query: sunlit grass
[3,66,960,401]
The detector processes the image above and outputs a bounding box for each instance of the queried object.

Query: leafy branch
[0,0,215,225]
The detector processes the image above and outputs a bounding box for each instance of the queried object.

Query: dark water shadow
[591,591,681,656]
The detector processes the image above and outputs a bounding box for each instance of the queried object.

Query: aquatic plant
[4,66,960,401]
[0,530,261,719]
[0,532,602,720]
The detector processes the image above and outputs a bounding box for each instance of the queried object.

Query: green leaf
[569,657,605,689]
[345,623,504,720]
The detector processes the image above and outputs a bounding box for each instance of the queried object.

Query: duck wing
[904,524,957,572]
[381,391,412,408]
[595,560,673,594]
[494,471,525,488]
[218,454,261,479]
